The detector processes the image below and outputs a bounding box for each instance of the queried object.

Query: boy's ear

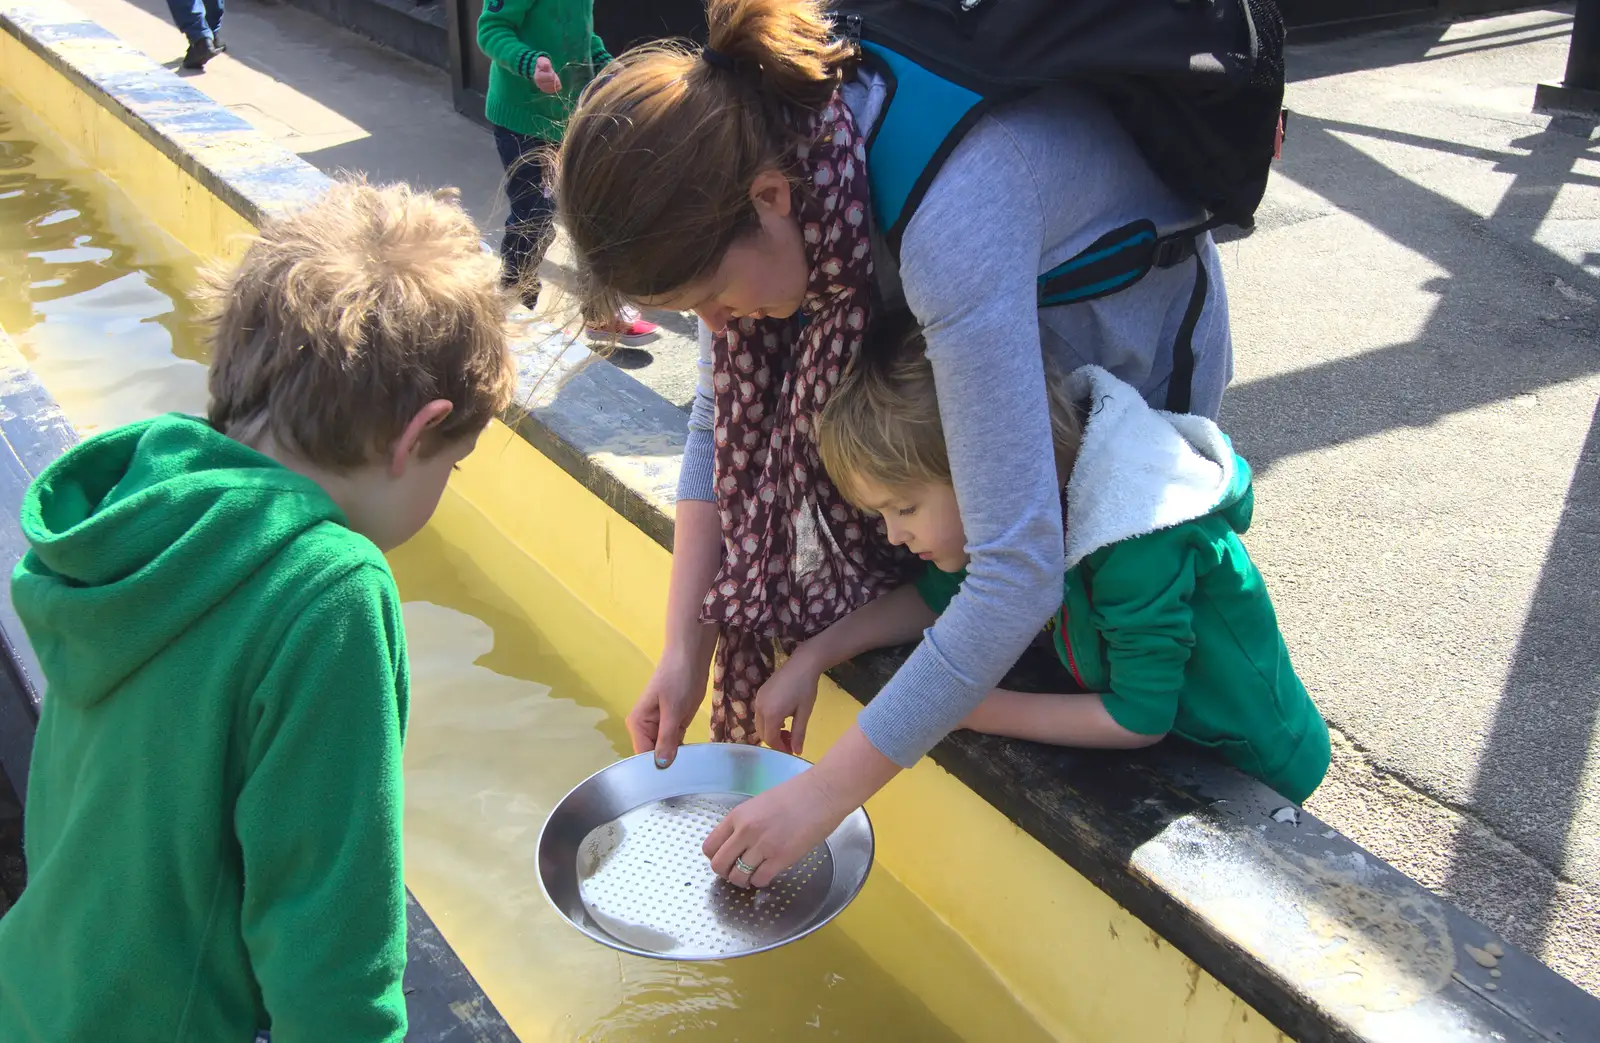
[390,399,454,476]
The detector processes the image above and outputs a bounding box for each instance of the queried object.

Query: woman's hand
[703,770,851,888]
[703,724,903,887]
[532,55,562,94]
[626,653,707,767]
[754,649,823,755]
[632,499,722,767]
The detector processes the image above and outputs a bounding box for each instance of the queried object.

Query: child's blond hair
[198,177,516,467]
[818,325,1084,505]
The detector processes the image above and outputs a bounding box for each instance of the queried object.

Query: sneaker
[212,33,226,52]
[181,37,222,69]
[585,305,660,347]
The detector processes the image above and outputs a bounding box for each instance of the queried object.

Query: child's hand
[755,651,822,756]
[532,55,562,94]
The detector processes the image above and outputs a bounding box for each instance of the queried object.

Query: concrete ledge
[3,2,1598,1041]
[502,332,684,552]
[836,647,1597,1043]
[0,331,73,801]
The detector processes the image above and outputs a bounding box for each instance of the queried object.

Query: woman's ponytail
[705,0,853,110]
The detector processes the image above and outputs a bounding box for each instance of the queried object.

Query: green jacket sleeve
[914,564,966,615]
[1086,530,1198,736]
[477,0,545,78]
[591,32,612,67]
[235,567,409,1043]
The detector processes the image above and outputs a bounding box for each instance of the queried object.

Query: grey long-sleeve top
[678,74,1234,767]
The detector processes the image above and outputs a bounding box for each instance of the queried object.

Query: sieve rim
[536,744,875,961]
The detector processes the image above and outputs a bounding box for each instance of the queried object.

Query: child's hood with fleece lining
[1063,366,1251,569]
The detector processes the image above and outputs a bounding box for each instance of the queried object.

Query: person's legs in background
[168,0,222,69]
[204,0,225,51]
[492,126,658,346]
[493,125,557,309]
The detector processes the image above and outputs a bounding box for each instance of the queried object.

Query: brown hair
[818,327,1085,505]
[556,0,855,316]
[198,177,516,468]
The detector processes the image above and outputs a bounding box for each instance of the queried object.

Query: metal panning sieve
[537,744,874,960]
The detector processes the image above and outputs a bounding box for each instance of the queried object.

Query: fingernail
[655,756,669,768]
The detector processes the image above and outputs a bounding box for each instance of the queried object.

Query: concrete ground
[1229,7,1600,996]
[65,0,1600,995]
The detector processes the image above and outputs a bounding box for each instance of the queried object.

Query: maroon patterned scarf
[703,94,907,743]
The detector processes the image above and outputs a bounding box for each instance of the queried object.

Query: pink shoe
[585,305,660,347]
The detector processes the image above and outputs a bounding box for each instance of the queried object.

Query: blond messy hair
[818,327,1085,505]
[199,177,516,468]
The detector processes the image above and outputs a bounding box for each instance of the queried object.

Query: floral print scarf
[703,93,907,742]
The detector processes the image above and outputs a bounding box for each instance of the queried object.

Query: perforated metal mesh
[576,793,835,958]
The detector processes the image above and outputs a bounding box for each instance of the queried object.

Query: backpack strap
[1036,218,1214,307]
[853,28,1218,415]
[857,40,1007,254]
[1038,218,1217,415]
[1166,252,1208,415]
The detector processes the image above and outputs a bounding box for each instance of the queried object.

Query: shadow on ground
[1229,12,1597,957]
[1286,7,1575,79]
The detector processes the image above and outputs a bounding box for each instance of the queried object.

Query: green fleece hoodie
[0,413,409,1043]
[918,367,1330,804]
[477,0,611,140]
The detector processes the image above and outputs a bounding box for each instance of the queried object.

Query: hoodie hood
[13,413,349,707]
[1063,367,1251,569]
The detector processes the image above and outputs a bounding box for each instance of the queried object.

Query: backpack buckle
[1152,235,1198,269]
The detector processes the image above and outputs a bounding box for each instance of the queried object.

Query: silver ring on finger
[734,855,759,876]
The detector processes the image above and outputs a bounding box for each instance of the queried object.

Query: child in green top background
[757,332,1330,805]
[0,179,516,1043]
[477,0,659,344]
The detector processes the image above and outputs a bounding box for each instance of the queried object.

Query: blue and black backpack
[836,0,1287,413]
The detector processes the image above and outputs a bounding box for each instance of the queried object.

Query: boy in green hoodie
[476,0,658,344]
[0,178,515,1043]
[756,336,1329,805]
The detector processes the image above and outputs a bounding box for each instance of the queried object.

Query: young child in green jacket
[476,0,657,344]
[0,179,515,1042]
[757,333,1330,804]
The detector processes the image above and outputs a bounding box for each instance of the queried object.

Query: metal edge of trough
[0,8,517,1042]
[3,3,1597,1042]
